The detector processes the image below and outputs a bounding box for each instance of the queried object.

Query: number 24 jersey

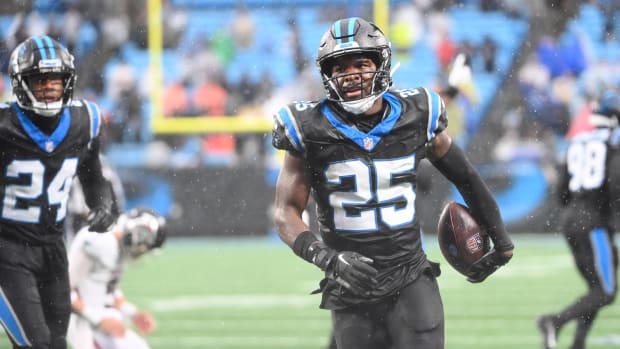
[0,100,103,244]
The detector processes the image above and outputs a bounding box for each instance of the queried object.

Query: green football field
[2,234,619,349]
[113,233,620,349]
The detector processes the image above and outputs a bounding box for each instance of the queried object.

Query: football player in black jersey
[0,36,116,349]
[272,17,514,349]
[537,91,620,349]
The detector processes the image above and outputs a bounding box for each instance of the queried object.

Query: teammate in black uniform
[537,91,620,349]
[0,36,116,349]
[272,18,514,349]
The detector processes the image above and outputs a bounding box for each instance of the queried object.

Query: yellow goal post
[146,0,388,135]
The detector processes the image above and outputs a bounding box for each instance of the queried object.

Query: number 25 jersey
[0,100,103,244]
[272,88,448,270]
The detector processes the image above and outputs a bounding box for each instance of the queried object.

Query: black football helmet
[590,90,620,128]
[316,17,392,114]
[119,208,167,258]
[9,35,76,117]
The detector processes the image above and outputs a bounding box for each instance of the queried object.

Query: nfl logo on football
[466,233,483,254]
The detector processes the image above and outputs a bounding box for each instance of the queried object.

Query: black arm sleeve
[431,143,514,252]
[76,138,113,211]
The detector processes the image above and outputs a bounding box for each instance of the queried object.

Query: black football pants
[0,237,71,349]
[332,268,444,349]
[556,228,618,349]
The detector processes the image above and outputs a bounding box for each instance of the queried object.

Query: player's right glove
[465,248,512,283]
[293,231,378,295]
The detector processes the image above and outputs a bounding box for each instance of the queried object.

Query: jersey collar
[13,102,71,153]
[321,92,402,152]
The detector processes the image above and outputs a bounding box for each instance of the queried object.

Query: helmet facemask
[15,72,75,117]
[320,52,391,114]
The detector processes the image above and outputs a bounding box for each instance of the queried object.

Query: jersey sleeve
[83,100,103,144]
[271,105,305,158]
[421,87,448,142]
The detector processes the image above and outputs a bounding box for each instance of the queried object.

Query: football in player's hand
[437,202,490,275]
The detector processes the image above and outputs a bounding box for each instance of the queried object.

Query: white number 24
[2,159,77,223]
[326,157,416,232]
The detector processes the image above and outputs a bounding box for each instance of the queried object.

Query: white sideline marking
[591,335,620,346]
[147,335,328,347]
[150,294,318,311]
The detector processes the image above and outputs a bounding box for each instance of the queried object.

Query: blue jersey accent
[320,92,402,152]
[425,88,441,141]
[85,101,101,141]
[277,107,304,156]
[0,289,30,346]
[13,103,70,153]
[591,228,615,296]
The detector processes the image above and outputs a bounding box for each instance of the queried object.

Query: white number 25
[326,157,416,232]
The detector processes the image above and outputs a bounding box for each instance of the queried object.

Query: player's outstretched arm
[429,132,513,282]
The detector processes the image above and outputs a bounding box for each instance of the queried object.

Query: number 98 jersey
[0,100,103,244]
[560,127,620,232]
[272,88,447,270]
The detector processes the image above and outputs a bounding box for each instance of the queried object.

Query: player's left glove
[465,248,512,283]
[87,206,116,233]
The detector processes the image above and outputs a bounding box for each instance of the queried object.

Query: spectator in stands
[436,31,457,72]
[105,57,143,143]
[161,0,188,49]
[193,74,236,166]
[481,35,497,73]
[389,2,423,62]
[231,4,255,50]
[163,79,192,117]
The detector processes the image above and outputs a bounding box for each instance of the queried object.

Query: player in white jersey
[66,208,166,349]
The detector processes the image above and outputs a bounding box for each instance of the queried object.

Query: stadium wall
[117,161,562,238]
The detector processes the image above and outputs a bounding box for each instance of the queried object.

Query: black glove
[292,231,378,295]
[327,251,379,296]
[466,248,512,283]
[87,206,115,233]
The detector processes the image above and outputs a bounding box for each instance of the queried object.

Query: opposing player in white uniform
[66,208,166,349]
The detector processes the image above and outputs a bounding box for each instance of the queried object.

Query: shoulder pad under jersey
[271,100,318,157]
[390,87,448,142]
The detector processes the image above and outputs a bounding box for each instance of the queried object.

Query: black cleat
[537,315,558,349]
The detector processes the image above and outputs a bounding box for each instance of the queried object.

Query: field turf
[4,233,620,349]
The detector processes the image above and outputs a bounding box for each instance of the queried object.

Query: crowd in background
[1,0,619,171]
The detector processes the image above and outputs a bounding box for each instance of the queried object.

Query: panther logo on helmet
[9,35,76,117]
[316,17,393,114]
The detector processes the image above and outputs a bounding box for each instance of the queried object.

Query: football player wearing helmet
[537,91,620,349]
[0,36,116,349]
[272,17,513,349]
[67,208,166,349]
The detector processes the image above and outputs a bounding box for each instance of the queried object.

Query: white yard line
[150,294,319,311]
